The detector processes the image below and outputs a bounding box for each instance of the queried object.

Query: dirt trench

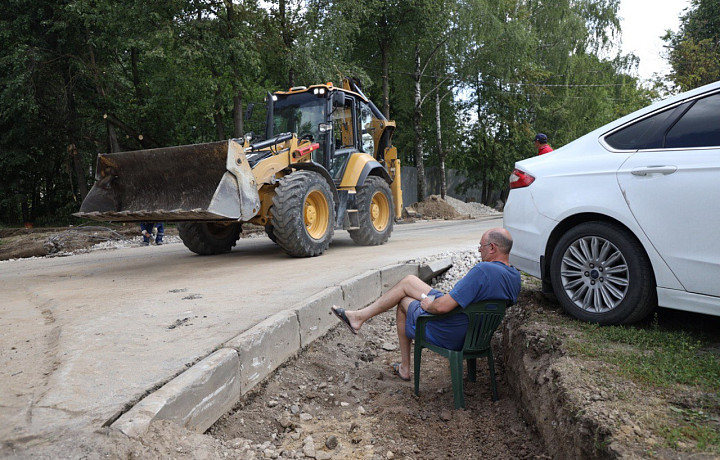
[206,298,551,460]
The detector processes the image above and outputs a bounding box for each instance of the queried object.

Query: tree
[664,0,720,92]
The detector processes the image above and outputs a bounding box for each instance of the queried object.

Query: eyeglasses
[478,242,494,249]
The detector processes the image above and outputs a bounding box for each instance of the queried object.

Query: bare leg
[394,297,414,379]
[335,275,431,332]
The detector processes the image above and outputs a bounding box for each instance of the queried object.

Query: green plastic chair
[413,299,508,409]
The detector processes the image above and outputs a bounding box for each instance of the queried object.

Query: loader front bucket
[75,140,260,222]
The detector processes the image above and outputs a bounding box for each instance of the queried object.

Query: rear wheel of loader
[177,222,242,255]
[271,171,335,257]
[349,176,394,246]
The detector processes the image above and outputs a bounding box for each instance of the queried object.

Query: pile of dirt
[0,225,137,261]
[0,224,186,261]
[410,195,463,220]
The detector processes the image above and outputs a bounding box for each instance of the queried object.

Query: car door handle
[630,166,678,176]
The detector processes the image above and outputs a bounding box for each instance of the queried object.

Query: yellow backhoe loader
[75,78,402,257]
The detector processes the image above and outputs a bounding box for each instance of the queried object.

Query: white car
[504,81,720,325]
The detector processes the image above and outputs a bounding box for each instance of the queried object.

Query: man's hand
[421,293,458,315]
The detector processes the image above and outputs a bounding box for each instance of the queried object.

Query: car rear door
[616,92,720,297]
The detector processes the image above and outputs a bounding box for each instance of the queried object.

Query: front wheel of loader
[349,176,394,246]
[177,222,242,255]
[271,171,335,257]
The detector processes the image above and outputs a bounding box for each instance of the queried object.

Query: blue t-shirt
[420,261,521,350]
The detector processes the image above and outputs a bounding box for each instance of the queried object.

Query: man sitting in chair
[331,227,521,381]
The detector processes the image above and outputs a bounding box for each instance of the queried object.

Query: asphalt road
[0,217,501,446]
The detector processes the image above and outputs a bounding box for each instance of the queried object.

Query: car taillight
[509,168,535,189]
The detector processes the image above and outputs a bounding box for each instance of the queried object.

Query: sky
[618,0,692,81]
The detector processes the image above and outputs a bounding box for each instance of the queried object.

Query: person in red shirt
[534,133,553,155]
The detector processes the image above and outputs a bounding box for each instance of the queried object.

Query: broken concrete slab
[419,257,453,282]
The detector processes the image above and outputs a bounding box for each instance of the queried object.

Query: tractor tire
[264,223,278,244]
[349,176,394,246]
[177,222,242,255]
[271,171,335,257]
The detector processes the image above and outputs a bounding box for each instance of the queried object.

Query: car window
[604,102,689,150]
[665,93,720,148]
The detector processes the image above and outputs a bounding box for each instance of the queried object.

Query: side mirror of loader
[332,91,345,107]
[245,103,255,120]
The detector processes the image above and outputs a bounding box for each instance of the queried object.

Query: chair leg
[414,345,423,396]
[487,351,498,401]
[467,358,477,382]
[449,352,465,409]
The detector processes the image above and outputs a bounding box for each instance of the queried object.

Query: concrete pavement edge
[110,260,451,438]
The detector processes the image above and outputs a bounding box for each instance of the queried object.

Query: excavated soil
[207,304,549,460]
[4,197,718,459]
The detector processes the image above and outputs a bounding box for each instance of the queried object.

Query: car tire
[550,221,656,325]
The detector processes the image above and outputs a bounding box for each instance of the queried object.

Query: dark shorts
[405,288,445,339]
[405,289,468,350]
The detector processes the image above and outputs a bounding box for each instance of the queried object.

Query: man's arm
[420,293,459,314]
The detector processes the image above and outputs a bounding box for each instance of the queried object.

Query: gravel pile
[411,249,481,292]
[442,195,502,218]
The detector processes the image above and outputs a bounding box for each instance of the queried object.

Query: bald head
[478,228,513,264]
[484,227,513,255]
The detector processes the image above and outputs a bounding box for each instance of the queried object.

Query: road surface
[0,217,501,448]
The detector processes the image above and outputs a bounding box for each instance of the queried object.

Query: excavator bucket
[76,140,260,222]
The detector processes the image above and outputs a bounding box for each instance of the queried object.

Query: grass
[561,314,720,453]
[566,319,720,391]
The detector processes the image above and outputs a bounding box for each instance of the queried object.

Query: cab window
[359,102,375,155]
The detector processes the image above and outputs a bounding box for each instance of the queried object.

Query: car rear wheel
[550,221,656,325]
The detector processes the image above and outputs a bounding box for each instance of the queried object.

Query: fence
[400,166,486,207]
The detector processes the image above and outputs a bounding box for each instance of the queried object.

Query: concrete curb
[111,261,449,438]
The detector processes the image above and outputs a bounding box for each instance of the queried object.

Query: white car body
[505,81,720,323]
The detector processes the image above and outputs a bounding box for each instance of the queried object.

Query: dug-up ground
[65,275,716,460]
[2,196,717,459]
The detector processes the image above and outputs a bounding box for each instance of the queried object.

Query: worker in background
[534,133,553,155]
[140,222,164,246]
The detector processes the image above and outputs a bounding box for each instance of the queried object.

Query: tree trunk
[413,44,426,202]
[107,122,121,153]
[381,42,390,119]
[64,65,88,201]
[214,110,226,141]
[233,88,244,137]
[435,90,446,200]
[67,144,88,200]
[279,0,295,88]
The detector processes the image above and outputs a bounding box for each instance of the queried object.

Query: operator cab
[263,84,381,184]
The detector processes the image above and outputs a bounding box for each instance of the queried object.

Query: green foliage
[665,0,720,92]
[1,0,655,224]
